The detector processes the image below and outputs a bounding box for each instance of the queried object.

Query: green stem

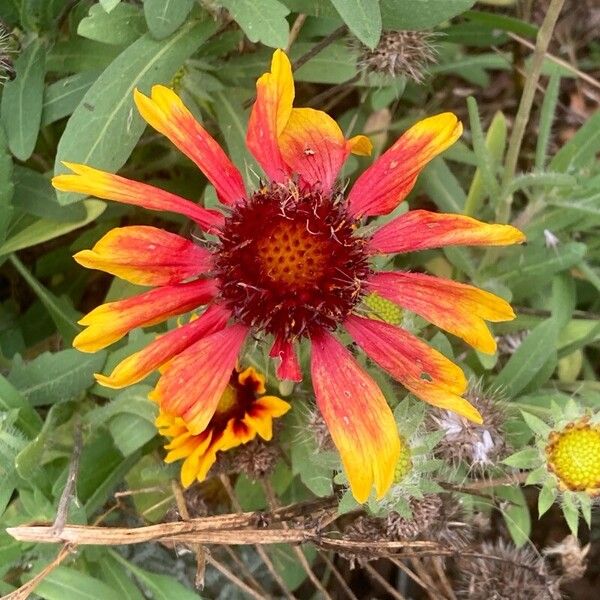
[498,0,565,222]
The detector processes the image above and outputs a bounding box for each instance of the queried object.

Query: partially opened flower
[53,49,524,503]
[156,366,290,487]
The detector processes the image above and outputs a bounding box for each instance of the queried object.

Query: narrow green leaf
[0,39,46,161]
[54,19,217,205]
[561,493,579,536]
[501,446,541,469]
[12,166,87,221]
[8,254,82,344]
[495,319,558,398]
[143,0,195,39]
[219,0,290,49]
[330,0,382,48]
[464,110,506,216]
[550,111,600,172]
[46,39,124,74]
[108,551,205,600]
[535,72,560,170]
[495,485,531,548]
[0,375,43,437]
[538,480,557,517]
[466,97,500,207]
[520,411,551,438]
[100,0,122,11]
[33,566,121,600]
[0,200,106,255]
[95,556,145,600]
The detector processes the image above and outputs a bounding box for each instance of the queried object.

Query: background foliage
[0,0,599,598]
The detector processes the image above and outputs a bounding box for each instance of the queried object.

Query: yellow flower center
[545,419,600,495]
[394,434,412,483]
[256,221,330,287]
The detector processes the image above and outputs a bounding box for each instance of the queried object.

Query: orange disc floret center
[545,419,600,494]
[215,183,371,339]
[256,221,330,287]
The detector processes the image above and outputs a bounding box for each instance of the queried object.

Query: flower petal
[347,113,462,218]
[369,272,516,354]
[246,49,294,182]
[133,86,246,206]
[150,324,248,435]
[53,162,224,232]
[244,395,291,441]
[344,315,481,423]
[95,304,230,389]
[369,210,525,254]
[310,330,400,503]
[74,226,212,286]
[73,279,217,353]
[278,108,361,192]
[269,334,302,382]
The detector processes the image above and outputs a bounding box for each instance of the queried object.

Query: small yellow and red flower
[545,417,600,496]
[53,49,525,503]
[156,366,290,487]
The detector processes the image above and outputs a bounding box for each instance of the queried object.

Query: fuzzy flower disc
[545,418,600,495]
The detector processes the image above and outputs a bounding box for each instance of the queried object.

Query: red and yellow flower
[156,366,290,487]
[53,49,524,503]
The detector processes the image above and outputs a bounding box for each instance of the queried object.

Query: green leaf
[520,411,551,438]
[108,551,205,600]
[95,556,145,600]
[100,0,122,12]
[0,200,106,255]
[551,111,600,172]
[33,566,121,600]
[54,19,217,205]
[330,0,382,48]
[538,480,557,517]
[420,157,465,213]
[495,319,558,398]
[495,485,531,548]
[12,166,87,221]
[561,492,579,536]
[219,0,290,49]
[46,39,124,74]
[0,128,15,244]
[270,544,316,591]
[212,89,260,186]
[465,110,506,216]
[78,3,146,45]
[8,349,106,407]
[8,253,82,344]
[0,38,46,161]
[42,72,100,127]
[501,446,541,469]
[535,72,560,170]
[380,0,475,29]
[0,375,43,437]
[144,0,195,39]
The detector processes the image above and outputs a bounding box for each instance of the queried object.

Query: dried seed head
[497,330,529,356]
[430,381,509,474]
[457,539,561,600]
[0,22,18,86]
[544,534,590,582]
[307,406,335,452]
[232,438,281,480]
[357,30,438,84]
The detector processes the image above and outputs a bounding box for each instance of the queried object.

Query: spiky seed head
[457,539,561,600]
[544,534,590,582]
[232,438,281,480]
[430,380,509,474]
[357,30,438,84]
[307,407,335,452]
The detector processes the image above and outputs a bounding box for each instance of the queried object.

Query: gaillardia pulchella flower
[54,49,524,503]
[156,366,290,486]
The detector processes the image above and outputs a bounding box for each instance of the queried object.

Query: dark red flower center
[214,183,370,339]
